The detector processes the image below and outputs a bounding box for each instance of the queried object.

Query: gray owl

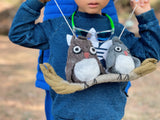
[65,35,106,83]
[106,36,141,74]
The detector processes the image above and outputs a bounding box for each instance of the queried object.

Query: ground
[0,35,45,120]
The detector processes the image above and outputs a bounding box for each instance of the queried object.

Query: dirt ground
[0,35,45,120]
[1,36,160,120]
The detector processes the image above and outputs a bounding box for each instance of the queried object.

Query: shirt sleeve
[119,9,160,61]
[8,0,51,50]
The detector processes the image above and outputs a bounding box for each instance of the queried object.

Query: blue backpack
[36,0,131,93]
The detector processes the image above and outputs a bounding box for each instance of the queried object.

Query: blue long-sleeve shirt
[9,0,160,119]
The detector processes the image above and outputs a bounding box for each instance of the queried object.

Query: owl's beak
[84,52,90,58]
[124,51,128,56]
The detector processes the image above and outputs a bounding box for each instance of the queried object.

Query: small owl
[106,36,141,74]
[66,35,106,83]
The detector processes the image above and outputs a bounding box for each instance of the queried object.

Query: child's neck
[77,9,102,15]
[77,10,102,16]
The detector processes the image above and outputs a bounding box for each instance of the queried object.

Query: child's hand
[130,0,151,16]
[39,0,51,3]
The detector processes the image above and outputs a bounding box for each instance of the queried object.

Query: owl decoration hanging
[39,0,158,94]
[65,35,106,84]
[106,36,141,74]
[40,34,157,94]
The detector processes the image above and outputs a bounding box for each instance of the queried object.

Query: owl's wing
[106,51,116,71]
[132,56,141,68]
[96,57,106,74]
[65,60,75,83]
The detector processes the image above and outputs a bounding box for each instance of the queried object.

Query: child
[9,0,160,119]
[39,0,119,120]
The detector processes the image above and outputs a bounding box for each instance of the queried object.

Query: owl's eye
[114,46,122,52]
[73,46,82,54]
[90,47,96,55]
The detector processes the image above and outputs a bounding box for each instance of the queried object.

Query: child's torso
[47,11,127,120]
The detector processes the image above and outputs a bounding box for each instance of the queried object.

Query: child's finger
[137,0,149,7]
[130,0,145,7]
[130,0,139,8]
[141,0,145,6]
[144,0,149,3]
[144,0,150,5]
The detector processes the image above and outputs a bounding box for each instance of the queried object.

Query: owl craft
[106,36,141,74]
[66,35,106,84]
[40,35,157,94]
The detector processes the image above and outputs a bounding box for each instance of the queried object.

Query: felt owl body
[106,36,141,74]
[66,35,106,83]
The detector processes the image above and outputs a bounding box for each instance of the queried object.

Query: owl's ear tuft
[112,36,123,45]
[66,34,73,46]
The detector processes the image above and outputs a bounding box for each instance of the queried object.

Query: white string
[119,4,138,39]
[53,0,77,38]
